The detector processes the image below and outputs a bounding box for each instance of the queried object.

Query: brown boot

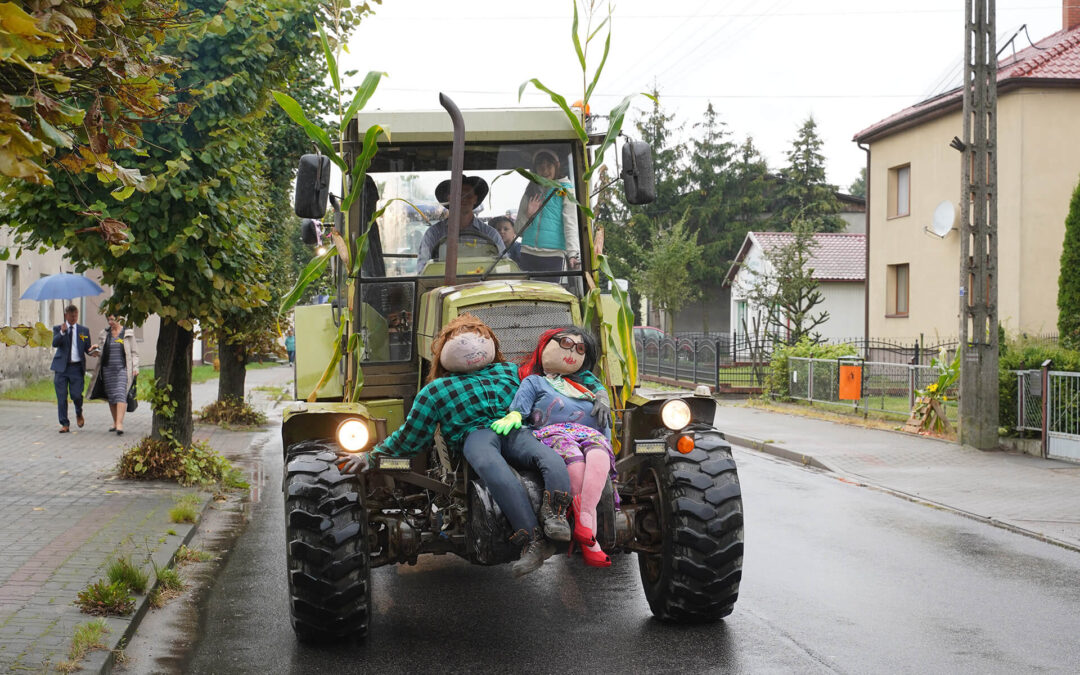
[538,490,571,542]
[509,527,552,578]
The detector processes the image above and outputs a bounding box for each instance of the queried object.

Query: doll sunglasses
[553,336,587,354]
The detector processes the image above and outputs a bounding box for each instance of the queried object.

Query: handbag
[126,373,138,412]
[88,371,106,401]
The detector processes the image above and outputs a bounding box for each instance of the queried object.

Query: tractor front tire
[284,443,370,642]
[638,431,744,622]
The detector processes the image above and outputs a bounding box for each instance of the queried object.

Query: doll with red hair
[491,326,615,567]
[343,314,595,577]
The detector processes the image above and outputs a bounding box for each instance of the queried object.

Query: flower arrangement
[910,348,960,435]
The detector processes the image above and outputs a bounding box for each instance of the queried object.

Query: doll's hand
[591,400,612,430]
[338,452,371,474]
[490,411,522,435]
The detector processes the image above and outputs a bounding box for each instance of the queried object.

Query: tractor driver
[415,176,505,273]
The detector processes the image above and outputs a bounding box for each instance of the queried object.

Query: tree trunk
[217,338,248,402]
[152,320,194,448]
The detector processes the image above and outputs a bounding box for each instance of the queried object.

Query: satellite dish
[928,200,958,237]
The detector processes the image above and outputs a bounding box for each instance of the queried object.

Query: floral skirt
[532,422,618,506]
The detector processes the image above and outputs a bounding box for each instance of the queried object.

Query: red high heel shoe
[580,541,611,568]
[570,495,596,547]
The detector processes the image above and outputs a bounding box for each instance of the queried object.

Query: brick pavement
[0,364,292,673]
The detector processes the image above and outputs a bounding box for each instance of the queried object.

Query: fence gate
[1046,371,1080,462]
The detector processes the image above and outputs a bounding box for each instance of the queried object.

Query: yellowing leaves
[0,3,51,37]
[0,0,176,184]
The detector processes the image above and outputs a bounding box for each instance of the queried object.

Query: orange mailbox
[838,361,863,400]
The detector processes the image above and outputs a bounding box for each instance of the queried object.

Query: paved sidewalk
[707,399,1080,551]
[0,364,293,673]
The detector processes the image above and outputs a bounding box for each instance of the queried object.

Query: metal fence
[1015,370,1044,433]
[635,333,966,390]
[635,336,762,388]
[787,357,959,420]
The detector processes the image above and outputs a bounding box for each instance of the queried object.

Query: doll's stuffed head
[518,326,598,380]
[428,314,505,383]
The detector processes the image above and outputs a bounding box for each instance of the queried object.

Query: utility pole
[958,0,999,449]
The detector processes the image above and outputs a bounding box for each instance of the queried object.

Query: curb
[727,432,1080,555]
[722,432,832,472]
[83,500,206,674]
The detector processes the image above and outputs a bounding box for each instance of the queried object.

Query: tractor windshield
[361,141,580,279]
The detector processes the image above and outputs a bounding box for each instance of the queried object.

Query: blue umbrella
[20,273,104,301]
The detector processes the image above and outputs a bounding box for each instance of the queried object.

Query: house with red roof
[852,3,1080,342]
[724,231,866,344]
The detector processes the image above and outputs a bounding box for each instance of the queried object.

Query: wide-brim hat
[435,175,488,206]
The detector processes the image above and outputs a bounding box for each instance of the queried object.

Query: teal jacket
[517,179,579,257]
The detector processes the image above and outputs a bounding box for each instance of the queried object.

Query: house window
[736,300,748,335]
[887,263,909,317]
[5,264,17,326]
[888,164,910,218]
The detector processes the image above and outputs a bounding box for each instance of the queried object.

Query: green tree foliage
[773,116,844,232]
[0,1,179,186]
[729,136,772,230]
[4,0,372,447]
[682,103,738,287]
[848,166,867,199]
[214,5,368,402]
[1057,175,1080,347]
[631,215,703,327]
[602,89,684,323]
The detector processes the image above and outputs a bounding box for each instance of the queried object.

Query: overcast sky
[342,0,1065,191]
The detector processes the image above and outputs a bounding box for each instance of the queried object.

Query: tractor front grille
[464,301,575,364]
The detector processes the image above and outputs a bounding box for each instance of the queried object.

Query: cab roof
[352,107,582,144]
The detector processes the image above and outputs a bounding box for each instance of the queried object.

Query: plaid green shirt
[372,361,602,459]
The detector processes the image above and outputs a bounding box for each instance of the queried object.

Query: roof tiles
[747,232,866,282]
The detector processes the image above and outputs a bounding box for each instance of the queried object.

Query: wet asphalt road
[178,434,1080,674]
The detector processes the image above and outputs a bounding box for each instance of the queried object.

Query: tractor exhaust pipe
[439,93,464,286]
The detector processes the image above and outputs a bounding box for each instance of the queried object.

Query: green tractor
[281,97,743,641]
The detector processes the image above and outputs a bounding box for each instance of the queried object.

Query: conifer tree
[1058,175,1080,347]
[774,116,844,232]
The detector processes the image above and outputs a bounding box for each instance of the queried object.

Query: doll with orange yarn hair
[491,326,615,567]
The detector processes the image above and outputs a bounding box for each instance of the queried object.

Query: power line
[379,87,921,100]
[370,7,1056,21]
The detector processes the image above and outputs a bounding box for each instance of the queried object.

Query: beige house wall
[866,86,1080,340]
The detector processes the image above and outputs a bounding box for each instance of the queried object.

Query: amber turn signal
[676,435,695,454]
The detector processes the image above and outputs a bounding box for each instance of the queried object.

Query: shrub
[75,580,135,616]
[764,337,858,399]
[117,438,248,488]
[998,337,1080,430]
[198,396,267,427]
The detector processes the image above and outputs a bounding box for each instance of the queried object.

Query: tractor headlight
[660,399,692,431]
[336,419,370,452]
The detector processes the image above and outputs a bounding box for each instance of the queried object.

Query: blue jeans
[462,428,570,533]
[54,363,84,426]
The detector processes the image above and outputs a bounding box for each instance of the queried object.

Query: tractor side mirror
[294,154,331,219]
[621,140,655,205]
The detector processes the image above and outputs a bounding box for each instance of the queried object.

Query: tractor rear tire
[284,443,370,642]
[638,431,744,622]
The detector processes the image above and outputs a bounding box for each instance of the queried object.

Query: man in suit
[51,304,97,433]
